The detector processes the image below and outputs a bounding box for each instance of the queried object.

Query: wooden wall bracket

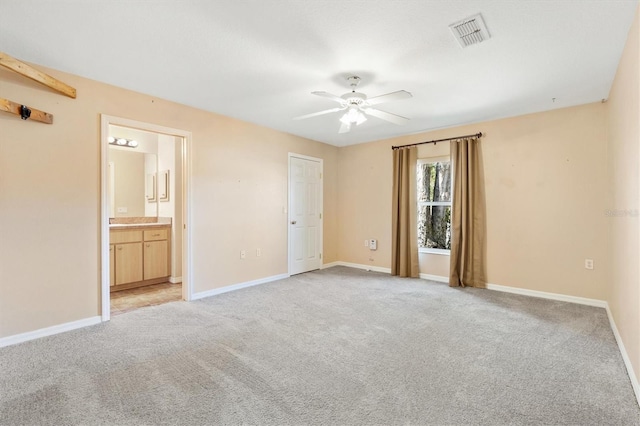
[0,97,53,124]
[0,51,76,98]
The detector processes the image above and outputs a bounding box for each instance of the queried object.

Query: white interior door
[289,155,322,275]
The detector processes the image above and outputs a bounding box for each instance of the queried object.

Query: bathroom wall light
[108,137,138,148]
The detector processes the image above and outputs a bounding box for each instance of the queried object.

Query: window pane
[417,161,451,203]
[417,163,430,203]
[418,204,451,249]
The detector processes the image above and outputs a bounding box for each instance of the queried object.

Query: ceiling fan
[294,76,412,134]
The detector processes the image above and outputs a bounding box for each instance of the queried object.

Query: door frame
[100,114,193,321]
[287,153,323,275]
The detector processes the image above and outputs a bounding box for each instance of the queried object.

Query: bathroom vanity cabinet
[109,225,171,291]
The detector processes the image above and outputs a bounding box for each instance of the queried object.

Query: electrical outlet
[256,248,261,257]
[585,259,594,270]
[364,239,369,247]
[240,250,246,259]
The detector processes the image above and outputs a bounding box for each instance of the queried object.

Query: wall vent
[449,13,490,48]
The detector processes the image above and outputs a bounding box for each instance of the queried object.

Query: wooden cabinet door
[109,245,115,287]
[144,240,168,280]
[115,242,143,285]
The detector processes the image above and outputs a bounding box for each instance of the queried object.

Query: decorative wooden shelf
[0,97,53,124]
[0,51,77,124]
[0,52,76,98]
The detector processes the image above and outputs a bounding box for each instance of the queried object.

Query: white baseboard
[486,283,607,308]
[324,263,608,308]
[0,316,102,348]
[326,262,445,280]
[416,273,610,309]
[324,261,392,274]
[191,273,290,300]
[605,304,640,407]
[321,261,341,269]
[169,276,182,284]
[419,273,449,283]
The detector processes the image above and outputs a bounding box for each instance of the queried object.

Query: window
[417,157,452,253]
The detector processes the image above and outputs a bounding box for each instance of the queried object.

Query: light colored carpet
[1,266,638,425]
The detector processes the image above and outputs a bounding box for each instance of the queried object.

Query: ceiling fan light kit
[295,75,412,134]
[340,108,367,125]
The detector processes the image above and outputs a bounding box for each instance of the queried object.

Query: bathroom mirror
[108,146,158,218]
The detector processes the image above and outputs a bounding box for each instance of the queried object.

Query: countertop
[109,223,171,229]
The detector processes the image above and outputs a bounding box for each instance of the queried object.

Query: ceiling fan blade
[362,108,410,125]
[366,90,412,106]
[294,107,345,120]
[312,91,346,104]
[338,122,351,134]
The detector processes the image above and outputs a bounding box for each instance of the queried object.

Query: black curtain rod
[391,132,483,150]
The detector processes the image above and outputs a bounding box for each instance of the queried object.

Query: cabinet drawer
[144,228,168,241]
[110,230,143,244]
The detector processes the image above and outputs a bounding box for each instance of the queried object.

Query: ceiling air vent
[449,13,490,48]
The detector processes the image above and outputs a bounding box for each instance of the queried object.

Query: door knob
[291,221,297,225]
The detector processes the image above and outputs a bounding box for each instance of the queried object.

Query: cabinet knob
[117,247,122,251]
[291,221,297,225]
[146,244,150,247]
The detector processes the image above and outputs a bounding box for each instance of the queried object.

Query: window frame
[417,156,452,256]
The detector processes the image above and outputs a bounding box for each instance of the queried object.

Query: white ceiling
[1,1,637,146]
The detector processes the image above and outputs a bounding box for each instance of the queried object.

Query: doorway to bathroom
[100,115,191,320]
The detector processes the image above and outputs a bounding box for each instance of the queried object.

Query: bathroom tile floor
[111,282,182,315]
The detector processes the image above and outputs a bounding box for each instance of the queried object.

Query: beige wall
[606,5,640,386]
[339,102,609,301]
[0,64,338,338]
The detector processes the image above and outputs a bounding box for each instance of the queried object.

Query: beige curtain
[391,146,419,278]
[449,137,486,288]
